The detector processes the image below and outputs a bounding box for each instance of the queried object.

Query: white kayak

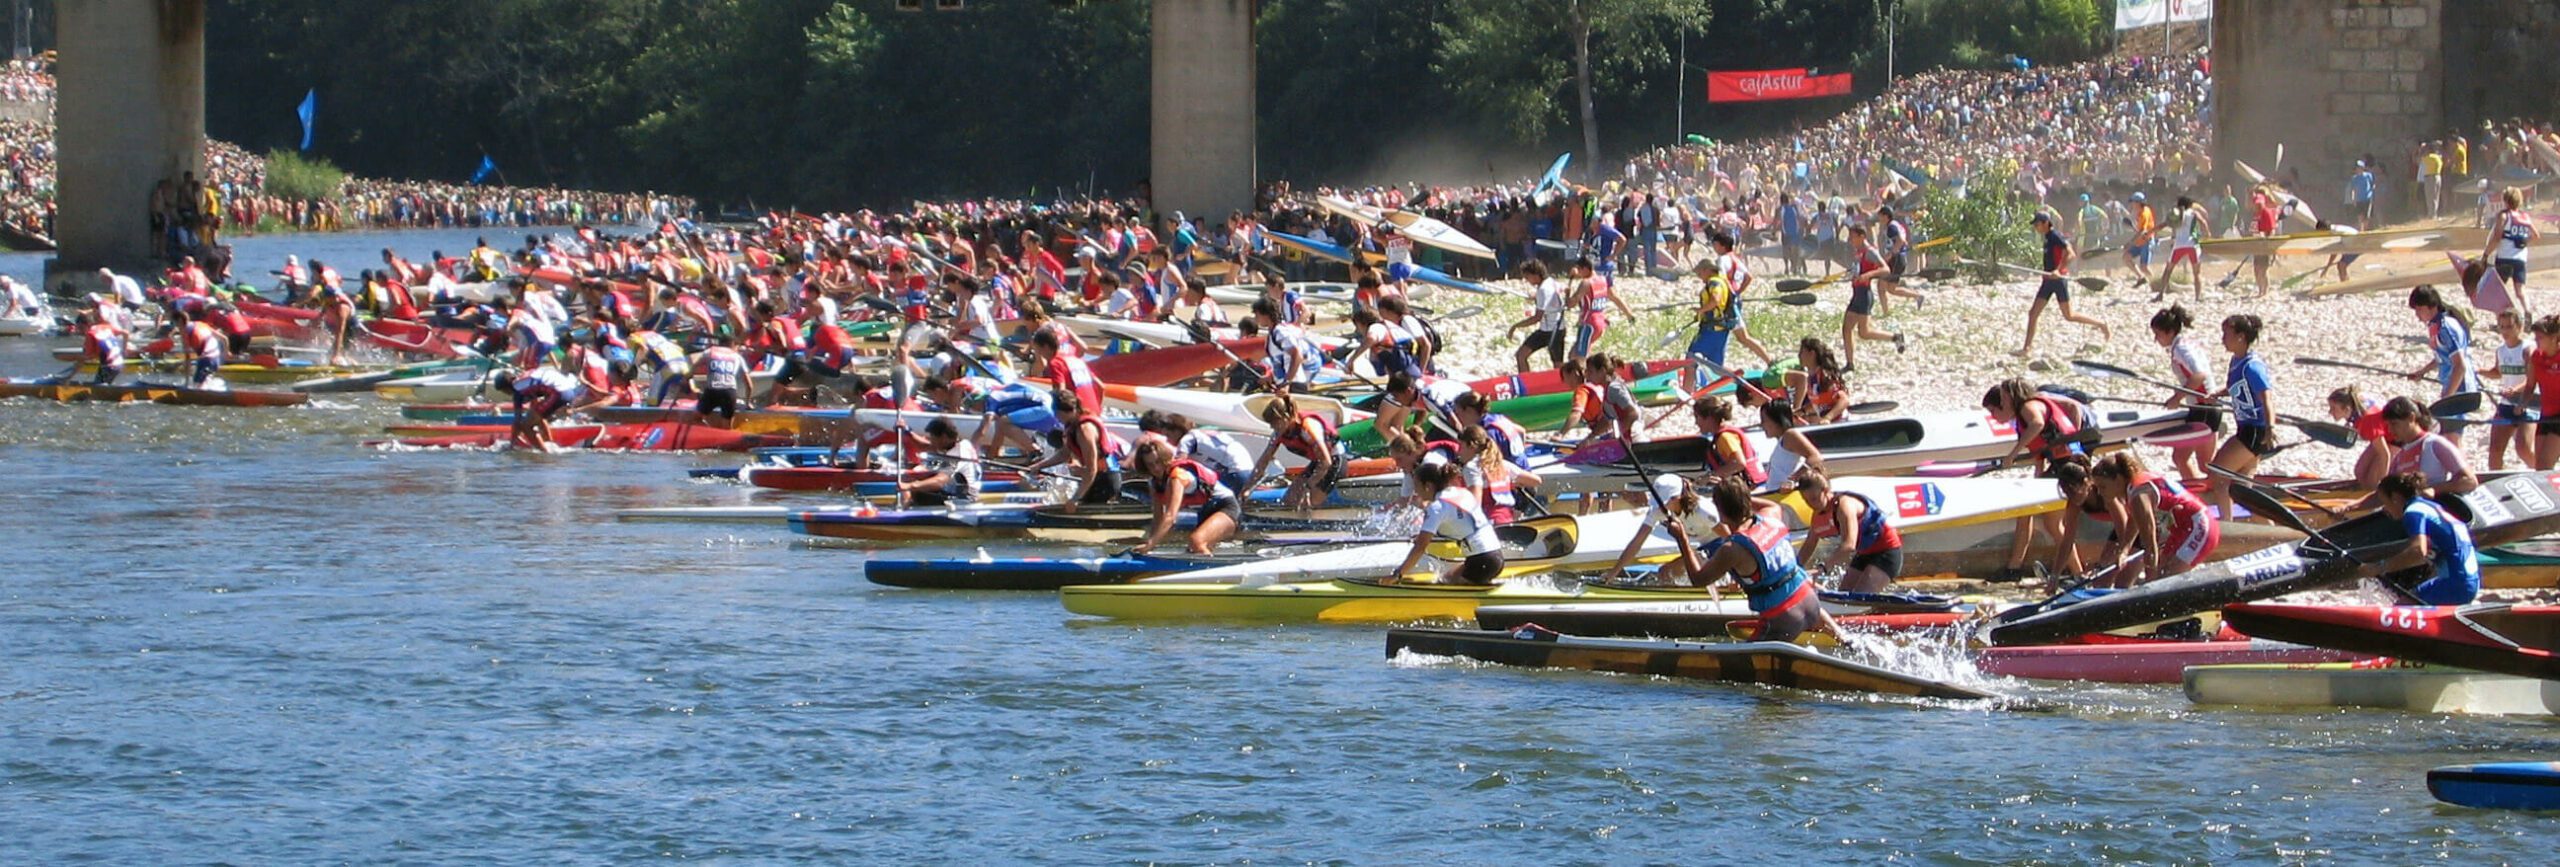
[1099,384,1363,434]
[2184,661,2560,716]
[1316,194,1387,225]
[1137,509,1673,586]
[1056,316,1195,348]
[0,309,52,336]
[835,407,1308,472]
[374,357,783,404]
[1201,282,1358,311]
[1384,210,1499,261]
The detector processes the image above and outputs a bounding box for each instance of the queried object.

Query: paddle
[2207,470,2390,592]
[1914,267,1958,281]
[1773,292,1819,307]
[1990,551,2141,624]
[2071,360,2356,448]
[2430,390,2485,418]
[2293,355,2418,380]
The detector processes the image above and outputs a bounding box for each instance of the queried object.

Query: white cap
[1651,473,1687,505]
[1421,452,1451,468]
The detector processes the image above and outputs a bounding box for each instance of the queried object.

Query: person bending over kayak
[1456,424,1532,525]
[495,365,586,450]
[897,418,982,508]
[1164,412,1256,497]
[1793,469,1902,593]
[1754,401,1827,493]
[1130,440,1241,556]
[1565,354,1638,443]
[1783,337,1851,424]
[2345,396,2479,518]
[1250,392,1343,513]
[2326,385,2390,489]
[1027,389,1127,509]
[1604,473,1718,585]
[172,309,226,389]
[2362,471,2481,605]
[1689,394,1765,488]
[1984,377,2097,581]
[1661,475,1843,644]
[1388,459,1507,585]
[688,334,750,429]
[2084,452,2219,588]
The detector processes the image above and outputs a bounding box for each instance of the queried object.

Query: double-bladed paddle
[2072,359,2357,448]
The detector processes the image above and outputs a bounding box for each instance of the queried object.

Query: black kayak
[1387,627,1996,700]
[1989,472,2560,646]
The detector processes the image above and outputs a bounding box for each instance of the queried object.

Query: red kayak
[1469,358,1688,400]
[1974,640,2366,683]
[385,422,787,451]
[2223,603,2560,681]
[235,300,320,322]
[742,466,1024,492]
[1077,337,1268,388]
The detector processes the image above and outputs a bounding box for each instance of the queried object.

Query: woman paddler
[2205,314,2276,521]
[1661,474,1843,644]
[1564,353,1638,443]
[2083,452,2220,588]
[1028,388,1128,508]
[1792,468,1903,593]
[1129,440,1241,556]
[1688,394,1764,487]
[1456,424,1526,524]
[1606,473,1716,584]
[2520,314,2560,470]
[1754,401,1827,493]
[1785,337,1852,425]
[2360,471,2481,605]
[1983,377,2096,581]
[2326,385,2390,488]
[2151,305,2217,482]
[1387,459,1505,585]
[2345,396,2478,518]
[1249,391,1343,512]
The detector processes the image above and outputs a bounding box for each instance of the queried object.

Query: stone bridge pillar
[49,0,204,291]
[2212,0,2441,211]
[1150,0,1256,225]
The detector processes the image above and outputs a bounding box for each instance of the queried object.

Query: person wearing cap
[1605,472,1719,584]
[2348,158,2377,229]
[2121,191,2157,285]
[2016,212,2110,357]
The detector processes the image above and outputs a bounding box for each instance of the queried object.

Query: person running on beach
[1839,224,1906,372]
[2083,451,2219,588]
[2158,196,2207,300]
[2122,191,2157,285]
[1506,260,1568,374]
[1657,475,1842,644]
[2015,213,2110,358]
[1873,205,1928,315]
[2152,305,2216,481]
[2359,471,2480,605]
[2248,186,2281,296]
[2406,285,2481,444]
[1708,232,1778,366]
[1793,468,1903,593]
[1568,256,1632,360]
[2204,314,2276,520]
[1684,258,1739,387]
[1389,459,1505,586]
[2484,187,2539,298]
[2487,311,2537,470]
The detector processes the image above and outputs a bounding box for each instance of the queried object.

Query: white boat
[1384,210,1499,261]
[1056,316,1194,348]
[1099,383,1362,434]
[836,407,1309,472]
[1201,281,1358,311]
[1315,194,1387,225]
[377,357,784,403]
[0,308,51,336]
[1136,509,1673,586]
[2184,661,2560,716]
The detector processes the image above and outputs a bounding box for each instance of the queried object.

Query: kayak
[1383,210,1499,261]
[1062,572,1951,623]
[1990,471,2560,646]
[1974,640,2364,684]
[399,401,501,421]
[1474,598,1957,638]
[1263,229,1488,294]
[373,370,498,403]
[1465,358,1690,401]
[2481,540,2560,588]
[793,502,1381,544]
[618,505,805,524]
[742,465,1026,493]
[388,422,787,452]
[1726,612,1976,643]
[0,380,310,407]
[78,359,375,385]
[1385,627,1997,701]
[2428,762,2560,810]
[2183,659,2560,715]
[1132,510,1662,586]
[1201,281,1357,314]
[290,357,491,393]
[1098,383,1362,434]
[864,551,1264,590]
[1337,368,1691,456]
[2221,603,2560,682]
[1613,407,2204,484]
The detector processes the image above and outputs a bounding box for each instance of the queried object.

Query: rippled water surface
[2,233,2557,863]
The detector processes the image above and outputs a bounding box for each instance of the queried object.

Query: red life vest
[1712,424,1767,486]
[1158,459,1222,508]
[2021,394,2088,459]
[1277,412,1337,460]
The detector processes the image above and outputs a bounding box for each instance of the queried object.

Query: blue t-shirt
[2227,352,2273,427]
[2401,499,2479,604]
[2430,314,2477,392]
[2350,171,2376,204]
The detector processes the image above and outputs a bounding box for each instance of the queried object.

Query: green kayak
[1339,365,1789,456]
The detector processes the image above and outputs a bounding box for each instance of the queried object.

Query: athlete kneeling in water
[1130,439,1240,556]
[1793,469,1904,594]
[2363,471,2481,605]
[1390,460,1505,585]
[1661,475,1843,644]
[896,418,982,508]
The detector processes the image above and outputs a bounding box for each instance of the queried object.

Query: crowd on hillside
[0,58,51,103]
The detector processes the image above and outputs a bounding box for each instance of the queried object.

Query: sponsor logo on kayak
[2470,485,2517,525]
[1985,413,2017,437]
[1893,483,1945,518]
[2513,476,2554,514]
[2232,546,2301,589]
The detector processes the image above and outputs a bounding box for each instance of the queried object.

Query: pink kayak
[1975,640,2368,684]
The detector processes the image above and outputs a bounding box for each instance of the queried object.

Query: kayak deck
[1386,627,1997,700]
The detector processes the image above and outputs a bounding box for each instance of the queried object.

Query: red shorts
[2168,246,2200,269]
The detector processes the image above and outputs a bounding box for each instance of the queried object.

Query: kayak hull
[0,381,309,407]
[1385,628,1996,700]
[2221,603,2560,681]
[2429,762,2560,810]
[2184,660,2560,715]
[1975,640,2363,684]
[864,552,1247,590]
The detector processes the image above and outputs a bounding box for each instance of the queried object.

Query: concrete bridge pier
[47,0,204,295]
[1150,0,1256,226]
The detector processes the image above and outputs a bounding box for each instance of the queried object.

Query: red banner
[1706,68,1853,103]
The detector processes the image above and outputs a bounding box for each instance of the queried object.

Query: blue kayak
[2429,762,2560,810]
[1265,230,1490,294]
[864,552,1249,590]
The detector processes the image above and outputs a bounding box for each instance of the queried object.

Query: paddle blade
[1915,267,1957,281]
[1845,400,1899,415]
[2074,277,2110,292]
[2429,391,2484,418]
[1774,278,1813,294]
[2291,420,2359,449]
[1774,292,1818,307]
[2070,359,2141,380]
[2225,480,2317,538]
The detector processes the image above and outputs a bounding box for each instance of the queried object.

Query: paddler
[2083,452,2220,588]
[318,285,358,366]
[1684,257,1740,388]
[78,304,123,385]
[896,418,981,507]
[1129,439,1241,556]
[1660,474,1842,644]
[1163,412,1256,497]
[2483,188,2538,298]
[1837,224,1908,373]
[2488,311,2537,471]
[1792,468,1903,593]
[1251,299,1324,394]
[1028,388,1127,508]
[2158,196,2208,301]
[2344,397,2479,517]
[2204,314,2275,521]
[2015,212,2110,358]
[2362,471,2481,605]
[1755,401,1827,493]
[1565,354,1637,443]
[1606,473,1716,585]
[1030,329,1103,421]
[172,309,225,389]
[1707,231,1778,367]
[1783,337,1850,424]
[1689,394,1764,488]
[1505,260,1566,374]
[1567,255,1632,361]
[2406,287,2481,443]
[1249,391,1344,513]
[2328,385,2391,488]
[1256,270,1306,326]
[1456,424,1527,524]
[2152,305,2217,482]
[494,365,585,450]
[1373,370,1467,453]
[2521,314,2560,470]
[1984,378,2097,582]
[1387,459,1506,585]
[687,333,749,428]
[1453,393,1542,506]
[1351,300,1424,379]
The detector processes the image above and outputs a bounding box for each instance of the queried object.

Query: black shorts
[1847,547,1904,579]
[1193,495,1241,525]
[1520,328,1564,365]
[2190,406,2227,434]
[226,332,253,355]
[696,387,740,420]
[1846,285,1876,316]
[2036,277,2070,303]
[1084,469,1125,505]
[2497,258,2527,290]
[2536,419,2560,438]
[1886,253,1908,278]
[1454,551,1505,585]
[2231,424,2278,457]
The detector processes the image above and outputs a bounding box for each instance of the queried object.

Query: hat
[2079,193,2090,202]
[2130,191,2146,202]
[1651,473,1687,505]
[2030,212,2052,225]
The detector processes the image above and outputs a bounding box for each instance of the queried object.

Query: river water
[0,229,2554,863]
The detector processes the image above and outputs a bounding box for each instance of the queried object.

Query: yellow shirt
[2453,142,2469,175]
[2421,153,2444,177]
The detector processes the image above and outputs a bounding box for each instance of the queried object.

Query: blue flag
[472,155,498,185]
[296,89,317,151]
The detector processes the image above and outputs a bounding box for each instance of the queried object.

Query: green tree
[1434,0,1710,172]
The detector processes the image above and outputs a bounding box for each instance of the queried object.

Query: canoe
[2199,226,2486,258]
[1337,369,1691,456]
[1099,383,1360,433]
[1466,358,1690,401]
[1385,627,1997,701]
[2429,762,2560,810]
[290,357,490,393]
[864,551,1265,590]
[2482,541,2560,589]
[1133,510,1661,586]
[790,505,1045,542]
[399,401,502,421]
[1974,640,2364,684]
[1475,599,1954,638]
[389,422,786,452]
[1726,612,1975,642]
[2221,603,2560,682]
[78,359,376,386]
[740,465,1023,493]
[2184,659,2560,715]
[1990,471,2560,646]
[1081,338,1269,389]
[0,380,310,407]
[1383,210,1499,261]
[1264,229,1487,294]
[1201,281,1357,312]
